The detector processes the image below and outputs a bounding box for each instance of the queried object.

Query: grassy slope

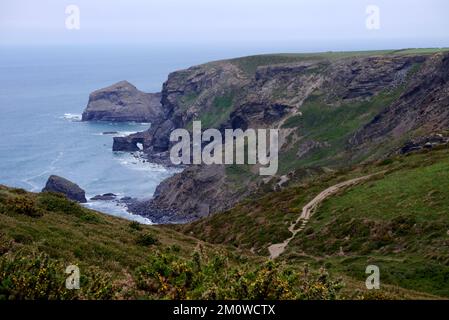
[278,86,406,173]
[0,187,344,300]
[0,182,435,300]
[0,187,208,274]
[180,146,449,298]
[287,147,449,297]
[176,49,449,298]
[0,187,260,299]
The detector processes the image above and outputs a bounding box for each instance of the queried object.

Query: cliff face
[350,53,449,150]
[113,51,449,222]
[82,81,164,123]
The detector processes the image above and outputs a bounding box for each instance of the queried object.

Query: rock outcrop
[399,133,449,154]
[82,81,163,123]
[90,193,117,201]
[42,175,87,203]
[112,131,147,152]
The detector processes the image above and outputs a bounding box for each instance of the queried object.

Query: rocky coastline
[81,50,449,224]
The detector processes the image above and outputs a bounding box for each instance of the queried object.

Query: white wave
[21,151,64,192]
[92,131,138,137]
[116,152,170,173]
[109,131,137,137]
[62,113,82,121]
[83,200,153,225]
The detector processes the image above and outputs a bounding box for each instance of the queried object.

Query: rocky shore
[122,198,191,224]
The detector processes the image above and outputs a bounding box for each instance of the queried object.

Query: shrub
[0,253,113,300]
[134,250,343,300]
[0,253,71,300]
[5,196,43,218]
[378,158,394,166]
[129,221,142,231]
[38,192,84,216]
[10,188,27,195]
[136,233,159,246]
[79,213,101,223]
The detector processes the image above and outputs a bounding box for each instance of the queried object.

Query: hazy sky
[1,0,448,50]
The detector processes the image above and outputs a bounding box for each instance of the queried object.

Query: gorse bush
[0,253,70,300]
[0,253,113,300]
[5,196,43,218]
[136,233,159,246]
[134,249,343,300]
[0,244,342,300]
[38,192,84,216]
[129,221,142,231]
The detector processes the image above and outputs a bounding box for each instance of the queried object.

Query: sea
[0,45,261,224]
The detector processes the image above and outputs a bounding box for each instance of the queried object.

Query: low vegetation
[0,185,342,300]
[181,145,449,298]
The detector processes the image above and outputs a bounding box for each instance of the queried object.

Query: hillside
[0,172,442,299]
[179,144,449,298]
[0,186,343,300]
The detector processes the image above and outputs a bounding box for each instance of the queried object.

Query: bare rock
[91,193,117,201]
[82,81,163,123]
[42,175,87,203]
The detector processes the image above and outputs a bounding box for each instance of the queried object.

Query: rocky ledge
[400,133,449,154]
[82,81,164,123]
[42,175,87,203]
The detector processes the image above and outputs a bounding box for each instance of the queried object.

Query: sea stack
[82,80,163,123]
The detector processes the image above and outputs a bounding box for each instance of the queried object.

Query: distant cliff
[108,49,449,222]
[82,80,163,123]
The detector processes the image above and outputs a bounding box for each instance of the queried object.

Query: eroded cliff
[112,50,449,222]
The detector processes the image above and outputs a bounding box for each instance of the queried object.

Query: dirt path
[268,173,381,259]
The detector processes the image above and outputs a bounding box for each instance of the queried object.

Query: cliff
[112,49,449,221]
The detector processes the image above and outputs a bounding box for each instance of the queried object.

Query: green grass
[391,48,449,55]
[278,86,406,173]
[199,92,235,128]
[230,55,315,75]
[285,147,449,297]
[180,145,449,298]
[179,92,199,110]
[229,48,448,76]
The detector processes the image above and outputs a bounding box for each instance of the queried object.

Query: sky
[1,0,448,51]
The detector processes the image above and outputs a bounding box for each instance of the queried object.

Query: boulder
[90,193,117,201]
[82,81,163,123]
[42,175,87,203]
